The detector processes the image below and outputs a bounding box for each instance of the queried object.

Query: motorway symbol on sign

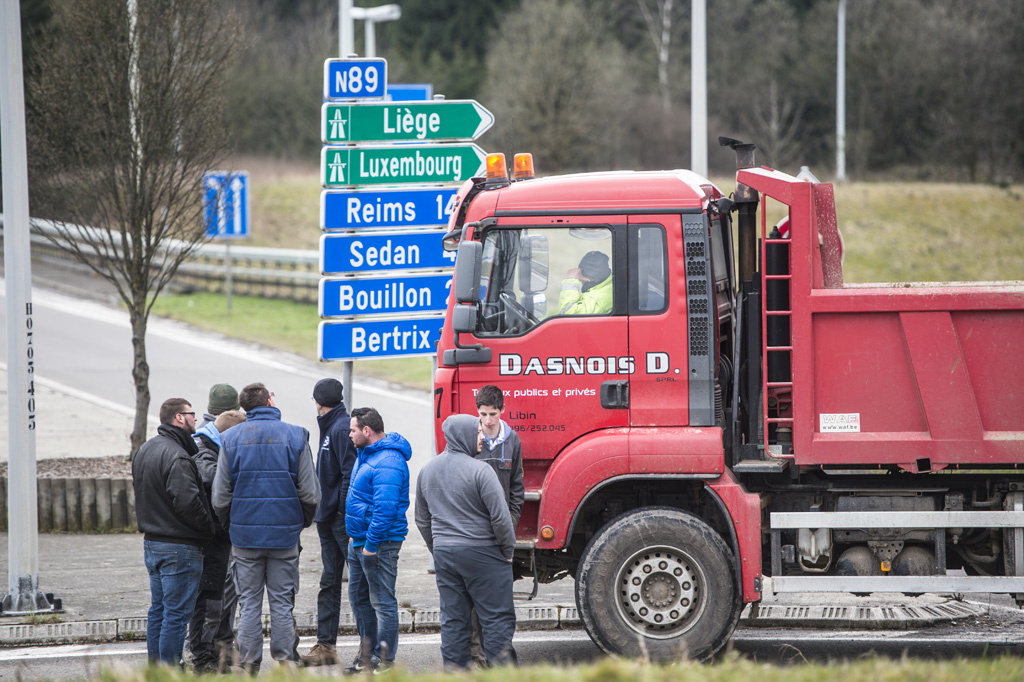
[318,316,444,361]
[203,171,249,238]
[320,188,458,230]
[323,58,387,100]
[386,83,432,101]
[321,144,486,188]
[321,100,494,144]
[320,231,456,275]
[319,273,452,318]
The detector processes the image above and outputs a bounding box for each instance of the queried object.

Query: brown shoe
[301,642,339,667]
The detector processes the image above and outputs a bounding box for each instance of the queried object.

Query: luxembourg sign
[203,171,249,238]
[319,317,444,361]
[320,273,451,317]
[324,58,387,100]
[321,100,494,144]
[321,144,486,188]
[320,231,455,274]
[320,187,458,230]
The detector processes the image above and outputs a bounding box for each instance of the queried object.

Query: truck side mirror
[518,234,549,293]
[453,240,482,303]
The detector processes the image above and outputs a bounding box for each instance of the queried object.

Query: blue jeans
[144,540,203,666]
[316,514,349,644]
[347,540,401,663]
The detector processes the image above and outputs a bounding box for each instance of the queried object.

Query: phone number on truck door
[511,424,566,433]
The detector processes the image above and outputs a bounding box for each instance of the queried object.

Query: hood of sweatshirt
[441,414,480,457]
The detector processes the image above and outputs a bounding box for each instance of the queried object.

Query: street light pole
[836,0,847,182]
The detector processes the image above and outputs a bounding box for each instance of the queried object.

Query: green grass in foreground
[148,292,434,390]
[95,655,1024,682]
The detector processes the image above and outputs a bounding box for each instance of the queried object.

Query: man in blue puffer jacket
[344,407,412,675]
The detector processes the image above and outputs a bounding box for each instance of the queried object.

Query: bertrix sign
[319,317,444,361]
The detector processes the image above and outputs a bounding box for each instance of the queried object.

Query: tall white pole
[0,0,52,615]
[339,0,354,57]
[836,0,847,182]
[691,0,708,178]
[365,19,376,59]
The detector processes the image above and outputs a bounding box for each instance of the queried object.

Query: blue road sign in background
[319,273,451,317]
[320,188,458,230]
[385,83,433,101]
[319,316,444,361]
[324,58,387,100]
[320,231,455,275]
[203,171,249,238]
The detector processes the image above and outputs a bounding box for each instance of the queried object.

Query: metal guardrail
[1,214,321,304]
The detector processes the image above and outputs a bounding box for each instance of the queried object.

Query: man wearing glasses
[213,383,321,672]
[132,398,217,667]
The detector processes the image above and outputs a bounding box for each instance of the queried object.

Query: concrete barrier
[0,477,135,533]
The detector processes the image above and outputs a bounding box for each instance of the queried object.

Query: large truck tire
[575,507,741,662]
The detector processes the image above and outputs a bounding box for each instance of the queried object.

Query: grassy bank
[95,654,1024,682]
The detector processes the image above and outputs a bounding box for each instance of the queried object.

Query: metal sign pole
[0,0,55,615]
[226,240,233,312]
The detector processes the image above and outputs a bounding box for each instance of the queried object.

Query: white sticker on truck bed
[819,413,861,432]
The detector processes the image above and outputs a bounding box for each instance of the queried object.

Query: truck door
[453,221,629,458]
[627,216,690,426]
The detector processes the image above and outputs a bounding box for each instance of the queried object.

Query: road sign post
[320,230,455,274]
[324,58,387,100]
[320,188,458,230]
[319,317,444,361]
[319,273,451,317]
[321,144,486,188]
[321,100,494,144]
[203,171,249,311]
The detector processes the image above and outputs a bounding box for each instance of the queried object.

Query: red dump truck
[432,140,1024,660]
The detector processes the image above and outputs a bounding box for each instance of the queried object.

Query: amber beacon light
[513,153,535,180]
[485,153,508,181]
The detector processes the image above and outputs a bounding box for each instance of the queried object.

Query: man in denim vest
[212,383,320,672]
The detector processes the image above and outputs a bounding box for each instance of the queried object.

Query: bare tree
[27,0,241,456]
[746,79,804,169]
[636,0,676,113]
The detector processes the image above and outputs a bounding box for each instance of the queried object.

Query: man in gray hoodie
[415,414,517,671]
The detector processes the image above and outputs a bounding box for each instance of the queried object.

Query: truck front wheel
[575,507,741,662]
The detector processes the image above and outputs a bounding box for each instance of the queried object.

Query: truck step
[733,458,790,473]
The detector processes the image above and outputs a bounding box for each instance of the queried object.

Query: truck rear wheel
[575,507,741,662]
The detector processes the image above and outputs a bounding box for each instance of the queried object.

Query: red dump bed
[740,167,1024,472]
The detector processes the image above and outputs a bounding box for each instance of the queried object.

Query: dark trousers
[187,536,232,670]
[433,545,517,672]
[315,514,350,645]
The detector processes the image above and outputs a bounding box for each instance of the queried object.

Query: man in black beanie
[301,378,358,667]
[559,250,613,315]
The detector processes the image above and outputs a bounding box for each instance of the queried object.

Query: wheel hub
[617,547,704,638]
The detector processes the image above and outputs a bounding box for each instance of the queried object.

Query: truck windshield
[476,226,614,336]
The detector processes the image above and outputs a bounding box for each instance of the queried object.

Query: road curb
[0,606,583,647]
[1,597,994,647]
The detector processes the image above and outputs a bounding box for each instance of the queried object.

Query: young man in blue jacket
[301,378,357,667]
[344,407,412,675]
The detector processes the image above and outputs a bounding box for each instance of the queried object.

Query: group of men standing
[131,379,524,674]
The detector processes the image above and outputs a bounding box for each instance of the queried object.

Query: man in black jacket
[301,378,358,667]
[188,408,246,673]
[132,398,216,667]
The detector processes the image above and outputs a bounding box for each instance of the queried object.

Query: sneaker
[343,658,369,676]
[372,661,394,675]
[300,642,339,667]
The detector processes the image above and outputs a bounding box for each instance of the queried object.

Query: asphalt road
[0,625,1021,680]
